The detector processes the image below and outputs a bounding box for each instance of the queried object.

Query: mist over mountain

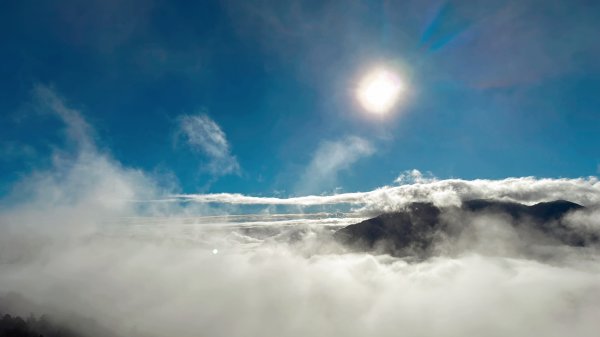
[334,199,596,259]
[2,192,600,337]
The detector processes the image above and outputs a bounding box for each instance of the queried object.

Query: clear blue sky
[1,0,599,197]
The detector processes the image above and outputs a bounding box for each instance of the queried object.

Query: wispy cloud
[33,85,95,151]
[295,136,374,195]
[0,141,37,162]
[178,114,240,176]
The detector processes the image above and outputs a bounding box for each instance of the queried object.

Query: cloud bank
[1,88,600,337]
[173,172,600,215]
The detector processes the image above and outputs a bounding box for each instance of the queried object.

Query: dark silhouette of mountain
[461,199,583,221]
[0,312,82,337]
[334,199,593,258]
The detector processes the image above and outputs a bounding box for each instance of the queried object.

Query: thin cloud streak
[170,192,368,206]
[171,174,600,213]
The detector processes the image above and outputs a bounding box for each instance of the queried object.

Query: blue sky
[1,0,599,197]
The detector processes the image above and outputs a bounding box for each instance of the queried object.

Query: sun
[357,68,404,114]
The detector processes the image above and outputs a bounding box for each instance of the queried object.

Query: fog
[1,220,600,337]
[1,88,600,337]
[2,154,600,337]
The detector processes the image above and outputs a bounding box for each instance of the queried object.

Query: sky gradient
[1,0,599,197]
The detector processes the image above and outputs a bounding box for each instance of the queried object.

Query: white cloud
[394,169,437,184]
[178,114,240,176]
[2,88,600,337]
[295,136,374,195]
[2,222,600,337]
[171,173,600,215]
[0,86,167,241]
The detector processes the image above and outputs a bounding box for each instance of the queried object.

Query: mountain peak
[334,199,592,258]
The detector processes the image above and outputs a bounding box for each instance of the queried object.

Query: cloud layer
[173,172,600,215]
[1,88,600,337]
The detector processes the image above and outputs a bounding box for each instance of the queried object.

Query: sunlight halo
[356,68,404,114]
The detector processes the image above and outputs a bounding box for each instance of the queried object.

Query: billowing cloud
[2,90,600,337]
[0,86,165,240]
[394,169,437,184]
[178,114,240,176]
[2,207,600,337]
[295,136,374,195]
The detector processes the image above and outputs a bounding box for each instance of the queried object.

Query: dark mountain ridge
[334,199,594,258]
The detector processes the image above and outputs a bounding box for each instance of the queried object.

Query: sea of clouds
[1,87,600,337]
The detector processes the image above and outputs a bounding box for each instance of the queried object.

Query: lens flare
[357,68,404,114]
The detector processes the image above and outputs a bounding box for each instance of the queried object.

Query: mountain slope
[334,199,591,258]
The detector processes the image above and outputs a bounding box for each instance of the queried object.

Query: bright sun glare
[357,68,404,114]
